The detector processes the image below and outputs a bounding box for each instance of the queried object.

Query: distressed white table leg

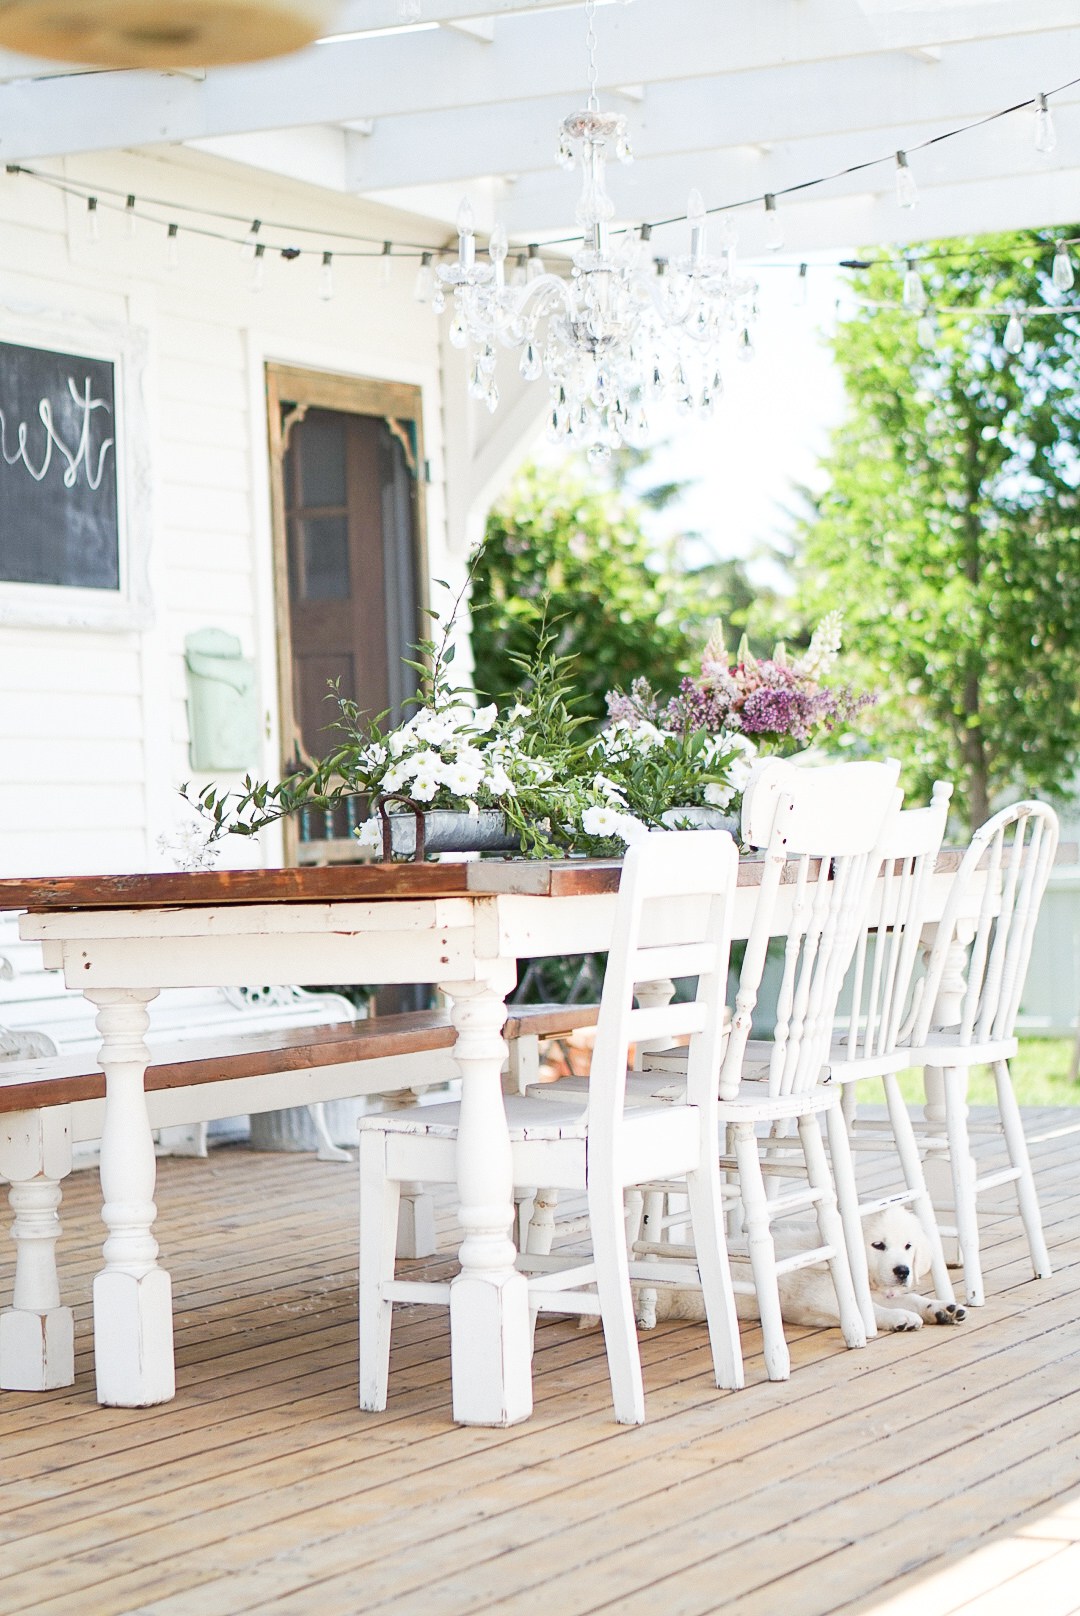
[442,966,532,1427]
[87,988,175,1407]
[0,1109,74,1389]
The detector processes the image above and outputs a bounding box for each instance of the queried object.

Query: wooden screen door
[267,364,426,865]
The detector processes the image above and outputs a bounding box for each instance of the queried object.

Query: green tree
[800,231,1080,829]
[471,456,765,721]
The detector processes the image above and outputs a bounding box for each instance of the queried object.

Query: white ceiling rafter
[0,0,1077,163]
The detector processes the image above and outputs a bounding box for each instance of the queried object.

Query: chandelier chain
[584,0,599,113]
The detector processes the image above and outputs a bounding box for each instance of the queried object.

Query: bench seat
[0,999,600,1393]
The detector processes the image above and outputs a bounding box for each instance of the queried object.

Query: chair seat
[359,1092,697,1144]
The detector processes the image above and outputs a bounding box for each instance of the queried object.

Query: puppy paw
[877,1307,923,1332]
[932,1302,966,1326]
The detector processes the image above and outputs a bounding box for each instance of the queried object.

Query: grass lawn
[892,1038,1080,1107]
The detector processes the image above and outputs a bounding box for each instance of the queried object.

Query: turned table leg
[87,988,175,1407]
[0,1110,73,1390]
[442,966,532,1427]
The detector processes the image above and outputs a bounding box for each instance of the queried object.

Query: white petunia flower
[404,749,444,781]
[380,761,410,794]
[354,818,384,850]
[444,761,485,796]
[616,813,649,844]
[472,702,498,733]
[410,768,441,802]
[704,782,735,809]
[592,772,627,804]
[582,805,622,837]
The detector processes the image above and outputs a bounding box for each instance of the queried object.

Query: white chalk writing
[0,375,114,491]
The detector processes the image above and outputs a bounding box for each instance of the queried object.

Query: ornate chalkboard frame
[0,309,152,631]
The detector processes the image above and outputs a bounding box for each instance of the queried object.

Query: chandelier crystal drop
[436,0,755,460]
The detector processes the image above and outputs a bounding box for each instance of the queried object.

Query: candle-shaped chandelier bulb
[319,250,334,300]
[1035,93,1057,155]
[488,223,508,288]
[526,242,544,281]
[902,258,927,312]
[1053,240,1075,292]
[241,219,261,261]
[764,193,784,252]
[687,189,707,267]
[895,151,918,209]
[456,198,476,272]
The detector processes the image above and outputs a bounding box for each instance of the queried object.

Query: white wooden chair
[638,759,901,1379]
[815,782,957,1323]
[894,800,1067,1306]
[356,829,744,1425]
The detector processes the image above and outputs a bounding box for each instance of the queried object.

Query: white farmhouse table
[0,853,970,1426]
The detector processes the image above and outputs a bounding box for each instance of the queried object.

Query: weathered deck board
[1,1112,1079,1616]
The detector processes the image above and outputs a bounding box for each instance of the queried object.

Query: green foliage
[471,457,768,720]
[799,231,1080,829]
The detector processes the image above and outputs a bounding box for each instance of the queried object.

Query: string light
[241,218,262,260]
[125,193,137,238]
[1003,312,1025,353]
[895,151,918,210]
[381,240,393,283]
[319,249,334,300]
[916,308,937,347]
[250,241,266,291]
[1035,93,1057,155]
[794,261,808,307]
[414,250,434,303]
[166,221,180,271]
[85,195,100,243]
[763,192,784,252]
[1052,240,1075,292]
[902,259,927,312]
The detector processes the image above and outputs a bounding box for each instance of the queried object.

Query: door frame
[265,363,428,866]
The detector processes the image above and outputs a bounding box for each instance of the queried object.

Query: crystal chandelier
[435,0,756,461]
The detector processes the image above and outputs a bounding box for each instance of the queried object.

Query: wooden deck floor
[3,1113,1080,1616]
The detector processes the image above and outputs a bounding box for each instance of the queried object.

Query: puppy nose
[893,1264,910,1283]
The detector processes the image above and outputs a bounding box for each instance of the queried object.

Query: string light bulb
[902,258,927,312]
[414,251,435,303]
[125,193,137,238]
[250,241,266,291]
[85,195,100,243]
[916,309,937,348]
[319,250,334,300]
[895,151,918,209]
[241,219,261,260]
[381,240,393,283]
[166,221,180,271]
[1003,312,1025,354]
[1035,93,1057,155]
[1052,240,1075,292]
[763,192,784,252]
[794,261,808,307]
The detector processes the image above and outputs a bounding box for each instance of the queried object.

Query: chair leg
[588,1180,646,1424]
[800,1112,866,1351]
[685,1160,744,1391]
[942,1069,984,1307]
[881,1072,955,1304]
[358,1130,401,1411]
[731,1121,789,1381]
[824,1097,877,1338]
[993,1058,1052,1280]
[524,1188,559,1255]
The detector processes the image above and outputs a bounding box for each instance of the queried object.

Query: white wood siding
[0,149,453,877]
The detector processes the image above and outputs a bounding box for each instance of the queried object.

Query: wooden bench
[0,998,600,1391]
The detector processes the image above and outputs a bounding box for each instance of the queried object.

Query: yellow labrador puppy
[634,1206,966,1333]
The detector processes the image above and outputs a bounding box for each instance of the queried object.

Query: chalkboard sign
[0,340,119,591]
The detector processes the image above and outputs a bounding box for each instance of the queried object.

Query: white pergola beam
[0,0,1078,161]
[342,31,1080,196]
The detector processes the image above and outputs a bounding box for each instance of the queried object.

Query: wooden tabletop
[0,859,628,911]
[0,846,989,914]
